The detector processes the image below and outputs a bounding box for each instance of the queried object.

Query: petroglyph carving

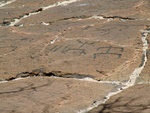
[48,40,124,59]
[93,46,124,59]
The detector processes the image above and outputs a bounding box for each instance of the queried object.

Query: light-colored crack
[77,27,150,113]
[78,77,122,85]
[138,82,150,84]
[0,76,122,86]
[42,0,81,10]
[40,15,102,26]
[40,15,136,27]
[1,11,149,28]
[7,0,81,26]
[7,15,130,27]
[0,67,122,85]
[0,77,28,83]
[24,15,150,27]
[0,0,16,8]
[1,0,150,27]
[0,13,138,27]
[123,28,149,87]
[50,36,60,44]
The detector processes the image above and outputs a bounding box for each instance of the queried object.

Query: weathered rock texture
[89,84,150,113]
[0,0,150,113]
[0,77,114,113]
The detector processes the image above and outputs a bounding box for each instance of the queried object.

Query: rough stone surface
[0,0,150,113]
[0,77,114,113]
[89,84,150,113]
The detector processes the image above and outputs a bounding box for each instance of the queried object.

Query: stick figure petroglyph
[48,40,124,59]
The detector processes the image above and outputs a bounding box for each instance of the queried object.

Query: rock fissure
[98,15,137,21]
[31,15,140,26]
[0,14,144,27]
[1,1,150,113]
[0,0,81,27]
[78,27,150,113]
[0,68,93,81]
[0,8,43,27]
[0,68,123,86]
[40,15,137,26]
[0,0,16,8]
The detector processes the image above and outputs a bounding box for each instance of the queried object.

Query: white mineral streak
[50,36,59,44]
[41,22,49,26]
[0,0,16,7]
[0,77,28,83]
[123,29,149,88]
[79,77,122,85]
[10,0,80,26]
[10,18,20,26]
[78,28,150,113]
[43,0,80,10]
[76,4,88,6]
[138,82,150,84]
[0,80,8,83]
[107,18,114,22]
[14,77,27,81]
[90,15,104,20]
[76,15,104,21]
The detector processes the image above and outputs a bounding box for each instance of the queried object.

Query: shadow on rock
[0,82,51,95]
[88,97,150,113]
